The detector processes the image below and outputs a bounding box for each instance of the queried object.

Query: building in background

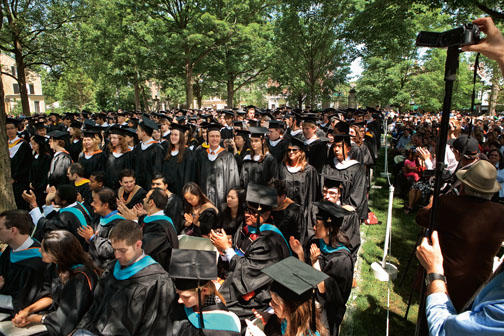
[0,54,46,115]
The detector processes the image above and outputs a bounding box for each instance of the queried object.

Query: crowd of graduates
[3,104,383,336]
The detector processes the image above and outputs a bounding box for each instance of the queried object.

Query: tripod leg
[399,232,423,286]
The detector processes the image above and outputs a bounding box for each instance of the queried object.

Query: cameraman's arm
[462,17,504,76]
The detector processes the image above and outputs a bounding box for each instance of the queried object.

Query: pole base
[371,262,398,282]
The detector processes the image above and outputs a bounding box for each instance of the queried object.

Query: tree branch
[476,3,504,20]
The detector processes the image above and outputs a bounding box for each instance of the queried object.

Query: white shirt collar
[269,138,282,147]
[141,138,155,150]
[304,136,318,145]
[13,236,34,252]
[149,210,165,217]
[334,157,360,169]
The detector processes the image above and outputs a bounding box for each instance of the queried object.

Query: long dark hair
[323,220,350,248]
[219,187,246,234]
[42,230,100,277]
[182,182,212,213]
[31,135,50,157]
[164,129,187,163]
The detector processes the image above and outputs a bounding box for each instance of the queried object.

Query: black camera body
[416,23,480,48]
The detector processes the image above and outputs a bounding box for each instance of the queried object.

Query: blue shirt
[426,271,504,336]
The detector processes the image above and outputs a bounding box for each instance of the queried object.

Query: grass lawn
[341,148,423,336]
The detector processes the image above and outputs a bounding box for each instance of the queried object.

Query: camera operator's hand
[462,17,504,74]
[416,230,444,275]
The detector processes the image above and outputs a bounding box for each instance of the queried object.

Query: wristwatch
[425,273,446,286]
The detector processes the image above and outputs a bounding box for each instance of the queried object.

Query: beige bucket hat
[455,160,501,193]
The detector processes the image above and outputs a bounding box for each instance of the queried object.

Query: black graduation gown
[140,214,179,271]
[104,150,133,189]
[75,180,93,212]
[133,142,164,190]
[322,159,367,221]
[174,302,241,336]
[278,163,320,243]
[165,193,185,234]
[88,214,125,269]
[118,186,147,209]
[34,203,93,249]
[234,148,250,172]
[162,150,196,197]
[267,138,288,163]
[29,153,51,206]
[68,139,82,162]
[340,210,362,263]
[218,210,244,238]
[271,202,301,240]
[76,261,175,336]
[9,139,32,209]
[240,153,278,187]
[0,241,47,312]
[78,151,106,178]
[220,224,291,319]
[195,149,240,209]
[48,151,72,187]
[304,139,328,173]
[43,264,97,336]
[310,238,353,336]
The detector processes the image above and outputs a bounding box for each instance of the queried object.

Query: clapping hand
[310,244,321,265]
[289,236,305,261]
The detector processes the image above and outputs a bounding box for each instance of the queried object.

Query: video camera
[416,23,480,48]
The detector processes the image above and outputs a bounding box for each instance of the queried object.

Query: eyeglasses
[287,148,299,153]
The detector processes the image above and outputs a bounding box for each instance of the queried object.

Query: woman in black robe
[68,121,83,162]
[78,129,106,178]
[218,187,246,238]
[12,230,99,336]
[278,137,320,243]
[230,129,251,172]
[104,126,133,190]
[321,135,367,221]
[240,127,278,187]
[290,201,353,336]
[162,124,195,197]
[29,135,52,206]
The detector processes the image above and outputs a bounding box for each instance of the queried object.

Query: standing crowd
[3,102,382,336]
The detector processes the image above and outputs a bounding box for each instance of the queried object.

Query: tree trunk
[297,95,303,109]
[489,67,501,116]
[13,39,30,116]
[0,77,16,211]
[227,78,234,108]
[185,58,194,109]
[134,79,141,112]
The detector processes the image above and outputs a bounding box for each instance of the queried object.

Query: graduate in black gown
[170,249,241,336]
[68,121,83,162]
[47,130,72,188]
[231,129,251,172]
[67,163,93,211]
[6,118,32,210]
[267,120,289,164]
[162,123,195,197]
[150,174,185,234]
[78,188,126,269]
[75,220,176,336]
[133,116,164,191]
[301,114,328,173]
[0,210,47,313]
[78,127,106,178]
[270,180,302,241]
[290,201,354,336]
[209,184,291,320]
[278,137,320,243]
[138,188,179,271]
[218,187,246,238]
[117,169,148,209]
[11,231,99,336]
[261,257,329,336]
[321,134,367,221]
[24,184,93,249]
[29,135,52,207]
[195,123,240,209]
[240,127,278,187]
[104,126,133,190]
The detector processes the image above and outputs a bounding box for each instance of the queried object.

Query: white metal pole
[381,184,395,268]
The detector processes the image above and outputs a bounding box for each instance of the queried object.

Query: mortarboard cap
[204,123,222,133]
[262,256,329,303]
[233,120,245,128]
[268,120,284,129]
[301,113,318,125]
[248,119,259,127]
[47,130,69,140]
[248,126,268,138]
[235,129,250,138]
[288,137,306,152]
[6,118,20,126]
[122,127,137,137]
[140,116,159,131]
[83,119,96,128]
[321,174,343,190]
[34,122,46,129]
[83,126,102,138]
[70,120,82,129]
[169,249,218,291]
[109,125,127,136]
[222,110,234,118]
[314,200,351,224]
[171,123,190,134]
[246,183,277,211]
